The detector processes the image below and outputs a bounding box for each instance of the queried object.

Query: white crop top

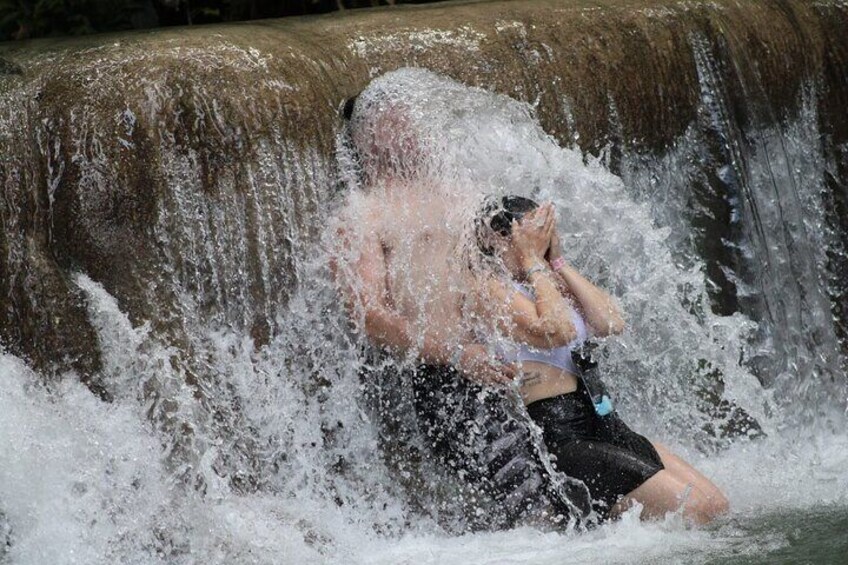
[493,282,589,374]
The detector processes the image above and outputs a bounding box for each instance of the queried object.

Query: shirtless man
[329,80,590,529]
[330,89,510,385]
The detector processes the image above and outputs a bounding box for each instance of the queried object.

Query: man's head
[341,89,423,185]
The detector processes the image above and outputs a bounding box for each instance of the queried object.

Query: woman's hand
[511,203,555,267]
[548,226,564,263]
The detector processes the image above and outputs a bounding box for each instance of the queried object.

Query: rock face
[0,0,847,388]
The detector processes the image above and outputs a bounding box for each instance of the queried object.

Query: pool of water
[352,504,848,565]
[709,506,848,565]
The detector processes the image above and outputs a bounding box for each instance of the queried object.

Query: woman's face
[493,231,526,280]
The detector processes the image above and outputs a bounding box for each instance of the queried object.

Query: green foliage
[0,0,438,42]
[0,0,145,41]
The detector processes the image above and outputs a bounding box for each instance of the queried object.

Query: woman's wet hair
[475,195,539,255]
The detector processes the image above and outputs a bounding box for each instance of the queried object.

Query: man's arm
[330,224,513,385]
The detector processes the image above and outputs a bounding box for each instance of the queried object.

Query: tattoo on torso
[519,371,546,387]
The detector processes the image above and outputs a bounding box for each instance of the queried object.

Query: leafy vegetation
[1,0,145,40]
[0,0,436,42]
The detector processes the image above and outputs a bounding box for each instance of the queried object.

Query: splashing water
[1,65,847,564]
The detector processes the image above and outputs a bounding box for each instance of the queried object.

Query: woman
[466,195,729,524]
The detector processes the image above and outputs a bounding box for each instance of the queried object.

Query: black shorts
[411,364,592,529]
[527,389,665,516]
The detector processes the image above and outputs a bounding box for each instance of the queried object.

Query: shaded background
[0,0,444,42]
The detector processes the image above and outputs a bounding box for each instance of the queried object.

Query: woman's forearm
[552,260,625,335]
[520,256,577,345]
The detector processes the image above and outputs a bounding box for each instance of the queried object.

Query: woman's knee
[704,488,729,519]
[627,470,729,524]
[684,487,729,524]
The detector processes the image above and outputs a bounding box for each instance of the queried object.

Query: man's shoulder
[334,194,386,241]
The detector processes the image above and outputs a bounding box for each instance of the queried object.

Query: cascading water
[2,2,847,564]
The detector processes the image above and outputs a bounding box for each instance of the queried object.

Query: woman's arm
[548,232,625,336]
[479,270,577,349]
[473,204,578,349]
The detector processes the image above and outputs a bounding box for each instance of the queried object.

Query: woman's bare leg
[651,442,728,509]
[610,442,729,525]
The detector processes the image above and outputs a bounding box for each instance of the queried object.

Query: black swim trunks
[411,364,592,529]
[527,387,665,518]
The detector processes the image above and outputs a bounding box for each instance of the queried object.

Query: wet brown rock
[0,0,846,389]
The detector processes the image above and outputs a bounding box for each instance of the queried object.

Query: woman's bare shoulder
[475,273,531,307]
